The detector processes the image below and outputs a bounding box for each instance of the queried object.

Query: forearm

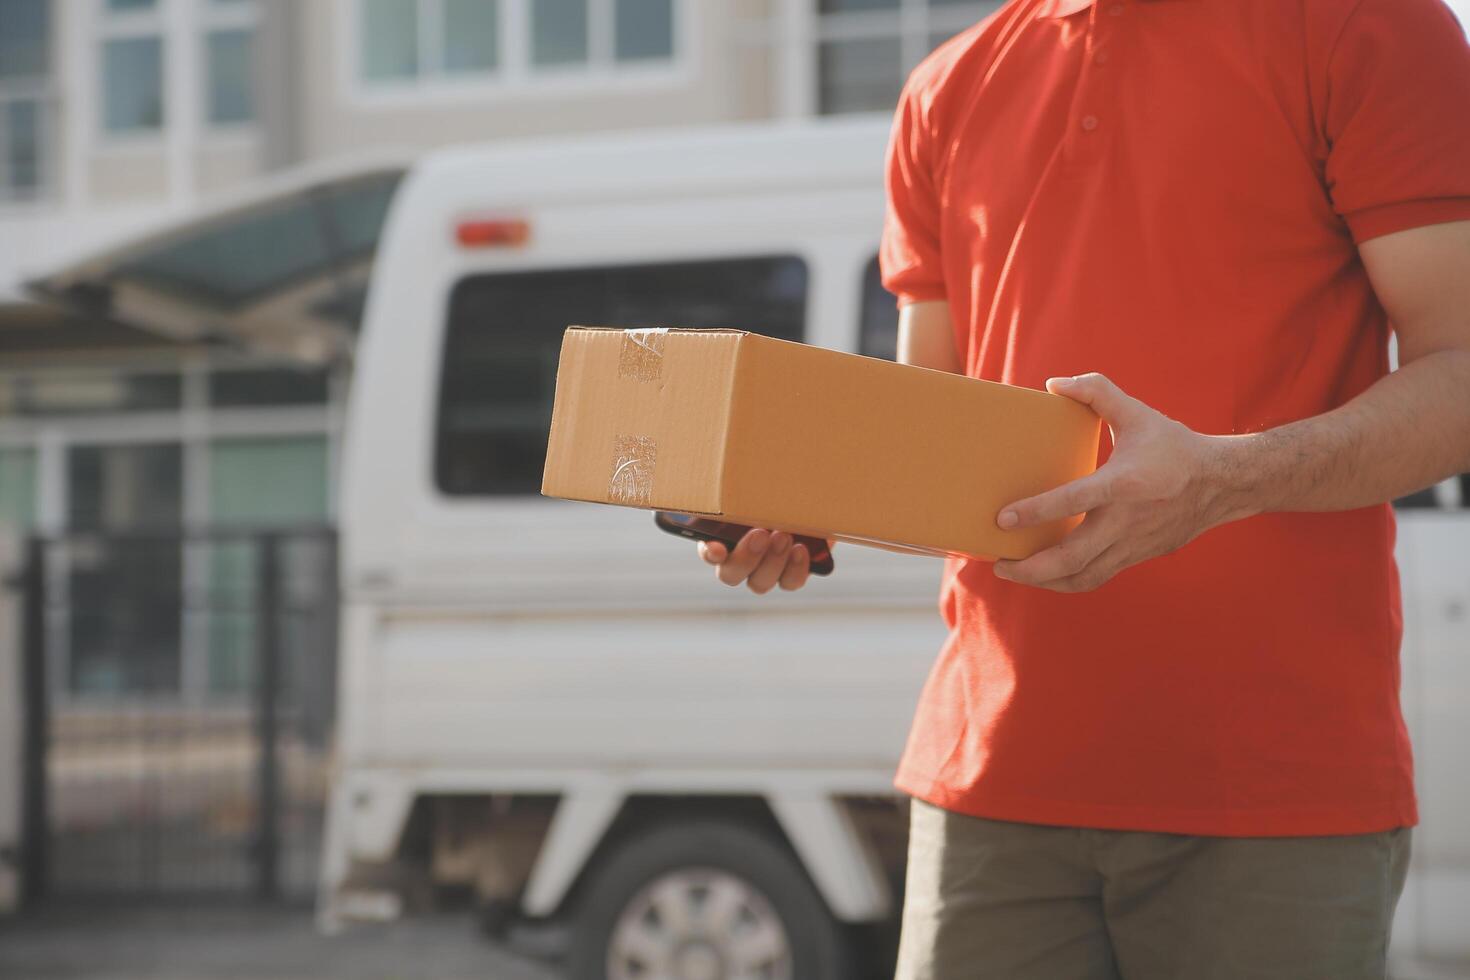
[897,300,965,374]
[1207,348,1470,521]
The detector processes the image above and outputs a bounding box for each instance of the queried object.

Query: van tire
[566,820,854,980]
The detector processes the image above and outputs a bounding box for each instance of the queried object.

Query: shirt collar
[1038,0,1194,17]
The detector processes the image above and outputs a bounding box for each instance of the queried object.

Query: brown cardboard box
[541,327,1101,561]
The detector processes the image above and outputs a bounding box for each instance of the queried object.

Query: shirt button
[1081,115,1099,132]
[1109,2,1125,14]
[1095,49,1110,65]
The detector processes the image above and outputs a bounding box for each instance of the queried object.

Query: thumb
[1045,373,1148,427]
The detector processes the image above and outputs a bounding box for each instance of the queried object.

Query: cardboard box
[541,328,1101,561]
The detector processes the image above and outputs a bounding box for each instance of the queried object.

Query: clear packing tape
[608,328,669,505]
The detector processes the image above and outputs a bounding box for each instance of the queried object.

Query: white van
[318,119,1470,979]
[326,121,938,978]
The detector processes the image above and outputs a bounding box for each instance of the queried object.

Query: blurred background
[0,1,1467,978]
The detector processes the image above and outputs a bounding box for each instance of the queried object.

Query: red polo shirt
[882,0,1470,836]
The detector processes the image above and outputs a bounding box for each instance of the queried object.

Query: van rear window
[859,254,899,361]
[435,256,809,496]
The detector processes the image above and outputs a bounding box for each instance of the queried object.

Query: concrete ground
[0,904,559,980]
[4,902,1464,980]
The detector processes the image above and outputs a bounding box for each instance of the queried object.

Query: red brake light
[455,218,531,249]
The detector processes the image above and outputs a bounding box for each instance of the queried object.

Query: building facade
[1,0,1007,223]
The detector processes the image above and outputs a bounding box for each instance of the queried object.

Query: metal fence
[18,528,337,904]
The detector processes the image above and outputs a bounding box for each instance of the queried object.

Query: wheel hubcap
[673,940,724,980]
[606,867,794,980]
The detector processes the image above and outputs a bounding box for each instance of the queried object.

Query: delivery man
[692,0,1470,976]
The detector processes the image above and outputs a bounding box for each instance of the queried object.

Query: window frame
[0,0,55,202]
[200,0,259,135]
[343,0,693,107]
[96,0,167,143]
[811,0,1001,116]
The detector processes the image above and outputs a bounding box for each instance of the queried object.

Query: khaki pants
[895,799,1411,980]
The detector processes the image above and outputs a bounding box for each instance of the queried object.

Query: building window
[203,0,258,127]
[66,441,183,695]
[2,99,41,194]
[98,0,259,136]
[615,0,673,61]
[68,441,183,531]
[361,0,421,81]
[206,434,329,695]
[208,368,330,409]
[443,0,500,72]
[0,447,37,530]
[816,0,1001,115]
[530,0,674,70]
[357,0,676,89]
[0,0,52,201]
[103,37,163,132]
[819,34,901,117]
[0,0,50,79]
[0,371,182,415]
[532,0,588,67]
[435,256,807,497]
[361,0,500,82]
[99,0,165,134]
[206,29,253,123]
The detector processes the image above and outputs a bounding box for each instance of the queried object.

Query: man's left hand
[993,373,1235,593]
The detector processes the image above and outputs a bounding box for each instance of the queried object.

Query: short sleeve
[1324,0,1470,243]
[880,80,948,306]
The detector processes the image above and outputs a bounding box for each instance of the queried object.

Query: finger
[1046,373,1149,428]
[716,528,770,586]
[1047,543,1127,594]
[997,540,1121,593]
[746,532,793,594]
[698,541,727,565]
[998,469,1115,530]
[779,544,811,591]
[993,516,1114,586]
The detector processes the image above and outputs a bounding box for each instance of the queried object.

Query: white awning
[26,164,406,365]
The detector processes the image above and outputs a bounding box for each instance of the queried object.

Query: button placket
[1067,0,1123,161]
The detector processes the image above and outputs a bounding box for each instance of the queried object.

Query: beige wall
[196,140,263,196]
[85,143,261,210]
[89,149,171,205]
[295,0,778,164]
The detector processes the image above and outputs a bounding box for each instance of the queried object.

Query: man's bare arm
[993,219,1470,593]
[1208,220,1470,518]
[898,300,965,374]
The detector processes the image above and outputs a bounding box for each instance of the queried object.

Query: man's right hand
[698,528,812,594]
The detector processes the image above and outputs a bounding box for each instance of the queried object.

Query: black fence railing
[18,528,338,905]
